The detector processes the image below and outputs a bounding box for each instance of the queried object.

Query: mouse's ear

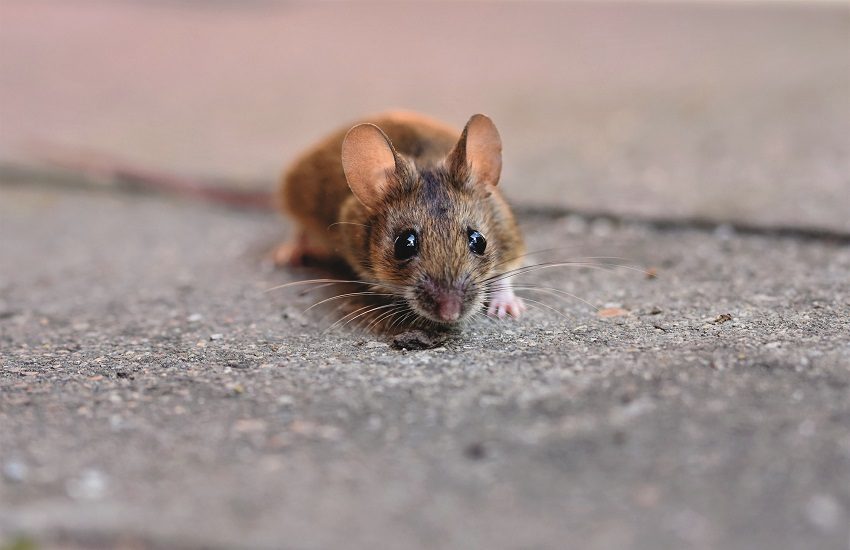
[447,114,502,187]
[342,123,400,210]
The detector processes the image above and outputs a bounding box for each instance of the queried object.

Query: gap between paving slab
[2,168,849,246]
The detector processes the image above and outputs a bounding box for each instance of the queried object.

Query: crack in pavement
[3,161,850,245]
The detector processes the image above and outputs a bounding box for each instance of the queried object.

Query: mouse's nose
[421,279,466,323]
[436,294,462,323]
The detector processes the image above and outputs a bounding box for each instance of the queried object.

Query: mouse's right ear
[341,123,400,210]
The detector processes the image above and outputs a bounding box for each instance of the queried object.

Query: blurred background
[1,0,848,231]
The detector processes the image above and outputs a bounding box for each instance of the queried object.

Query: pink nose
[437,295,462,322]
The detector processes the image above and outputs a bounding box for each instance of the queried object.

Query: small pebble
[714,224,736,239]
[209,333,223,341]
[391,330,447,350]
[561,215,588,234]
[66,469,108,501]
[363,341,388,349]
[590,218,615,236]
[2,460,28,483]
[804,494,842,532]
[598,307,630,318]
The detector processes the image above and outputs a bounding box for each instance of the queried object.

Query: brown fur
[279,111,525,324]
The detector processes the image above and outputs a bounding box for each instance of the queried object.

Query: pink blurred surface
[1,1,848,229]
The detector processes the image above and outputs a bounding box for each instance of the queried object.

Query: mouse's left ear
[447,114,502,187]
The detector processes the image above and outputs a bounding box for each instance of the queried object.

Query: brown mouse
[277,111,526,325]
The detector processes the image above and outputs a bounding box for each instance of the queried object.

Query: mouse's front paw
[487,288,526,319]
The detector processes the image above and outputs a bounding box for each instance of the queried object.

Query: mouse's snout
[415,277,477,324]
[435,293,462,323]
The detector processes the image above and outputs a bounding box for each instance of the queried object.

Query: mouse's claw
[487,285,525,319]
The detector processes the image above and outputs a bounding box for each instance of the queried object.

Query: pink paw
[271,234,332,268]
[487,288,526,319]
[272,241,309,267]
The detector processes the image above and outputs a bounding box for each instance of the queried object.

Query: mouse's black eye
[468,228,486,255]
[394,229,419,261]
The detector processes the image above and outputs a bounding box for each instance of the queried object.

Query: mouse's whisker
[377,306,414,333]
[407,312,428,331]
[303,278,404,295]
[471,310,500,328]
[362,302,404,329]
[331,308,380,334]
[495,260,619,278]
[387,305,416,332]
[318,300,391,330]
[304,291,397,313]
[482,259,647,286]
[264,278,403,294]
[363,304,407,333]
[398,311,418,331]
[264,278,366,292]
[324,305,371,333]
[518,302,559,321]
[391,312,411,332]
[407,309,429,331]
[478,262,610,286]
[403,310,423,331]
[515,296,572,321]
[383,310,405,333]
[474,289,566,320]
[296,281,350,295]
[488,246,604,271]
[317,300,359,327]
[326,302,388,333]
[510,285,600,311]
[338,302,401,332]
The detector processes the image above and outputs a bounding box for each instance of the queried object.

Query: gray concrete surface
[1,1,849,231]
[1,185,849,549]
[2,1,850,549]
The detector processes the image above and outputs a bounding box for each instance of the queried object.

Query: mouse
[277,111,526,327]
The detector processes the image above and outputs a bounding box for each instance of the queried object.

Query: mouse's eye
[467,228,486,255]
[394,229,419,261]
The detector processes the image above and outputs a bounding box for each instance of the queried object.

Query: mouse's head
[342,114,510,325]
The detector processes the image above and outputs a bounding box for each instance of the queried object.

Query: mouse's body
[278,111,525,325]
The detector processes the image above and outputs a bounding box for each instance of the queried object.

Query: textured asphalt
[1,1,850,549]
